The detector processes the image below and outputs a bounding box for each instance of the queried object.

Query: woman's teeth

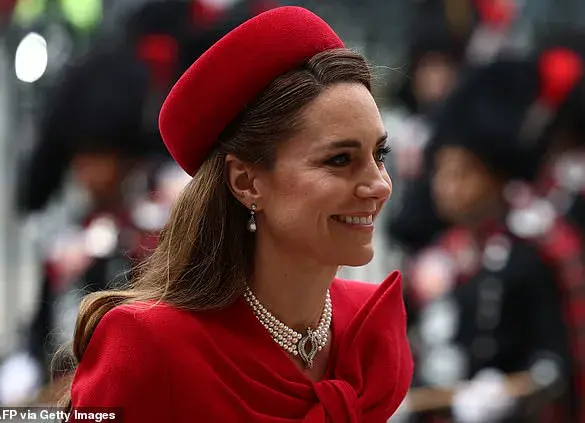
[334,215,373,225]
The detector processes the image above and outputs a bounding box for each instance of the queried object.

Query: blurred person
[386,0,469,180]
[380,0,476,330]
[405,55,585,422]
[57,7,413,422]
[385,0,526,337]
[1,45,164,406]
[385,0,521,256]
[17,43,152,216]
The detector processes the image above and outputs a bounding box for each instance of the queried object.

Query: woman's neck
[250,236,337,332]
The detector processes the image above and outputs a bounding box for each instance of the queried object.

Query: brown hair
[53,47,372,408]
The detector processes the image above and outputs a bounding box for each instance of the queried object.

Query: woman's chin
[338,248,375,267]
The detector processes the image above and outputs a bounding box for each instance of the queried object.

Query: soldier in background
[405,55,585,422]
[381,0,474,332]
[385,0,521,256]
[0,43,163,405]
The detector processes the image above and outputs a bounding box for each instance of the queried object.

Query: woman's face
[254,82,392,267]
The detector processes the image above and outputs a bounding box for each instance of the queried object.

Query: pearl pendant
[247,217,257,232]
[247,204,257,233]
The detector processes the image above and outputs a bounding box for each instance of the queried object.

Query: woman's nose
[355,166,392,201]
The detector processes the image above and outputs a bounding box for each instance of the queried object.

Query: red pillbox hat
[158,6,344,175]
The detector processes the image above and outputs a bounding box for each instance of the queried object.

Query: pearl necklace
[243,287,332,368]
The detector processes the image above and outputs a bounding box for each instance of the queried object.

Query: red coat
[70,272,413,422]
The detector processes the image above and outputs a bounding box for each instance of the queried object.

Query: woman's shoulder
[70,302,183,416]
[71,302,200,399]
[96,301,200,342]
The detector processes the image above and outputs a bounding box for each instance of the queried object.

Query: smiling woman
[239,81,393,270]
[58,6,413,422]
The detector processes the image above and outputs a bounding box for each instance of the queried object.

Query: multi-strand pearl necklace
[243,287,332,368]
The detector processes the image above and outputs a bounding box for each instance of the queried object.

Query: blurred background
[1,0,585,421]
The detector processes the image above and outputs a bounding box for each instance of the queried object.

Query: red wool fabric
[70,272,413,422]
[158,6,345,175]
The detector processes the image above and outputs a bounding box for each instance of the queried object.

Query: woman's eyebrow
[321,133,388,151]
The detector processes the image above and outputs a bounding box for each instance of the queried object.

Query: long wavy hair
[53,47,372,409]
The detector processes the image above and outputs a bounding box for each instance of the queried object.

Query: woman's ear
[225,154,261,208]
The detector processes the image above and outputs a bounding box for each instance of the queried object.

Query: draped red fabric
[70,272,413,422]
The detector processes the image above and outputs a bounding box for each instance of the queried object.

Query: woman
[61,6,413,422]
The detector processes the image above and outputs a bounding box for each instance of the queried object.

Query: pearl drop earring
[247,204,257,232]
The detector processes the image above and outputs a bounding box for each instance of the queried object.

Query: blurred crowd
[2,0,585,422]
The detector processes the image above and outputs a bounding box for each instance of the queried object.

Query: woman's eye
[375,146,391,163]
[326,153,351,167]
[326,145,391,167]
